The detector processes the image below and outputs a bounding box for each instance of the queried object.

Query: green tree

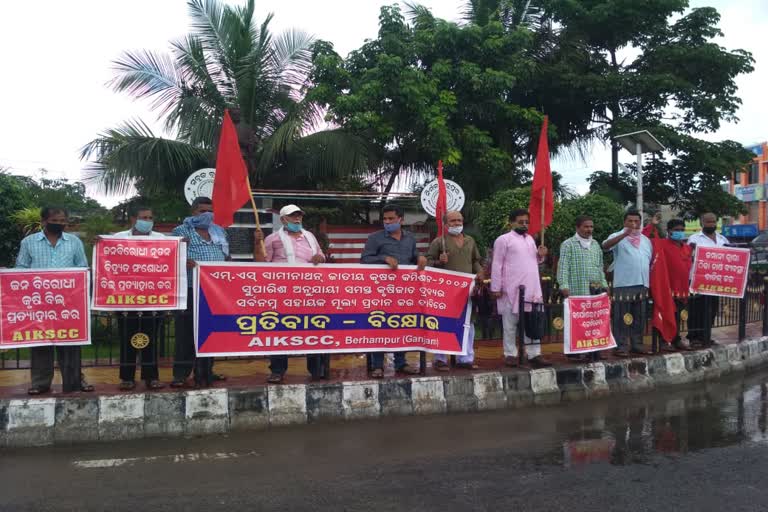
[13,173,106,220]
[81,0,369,196]
[0,173,34,266]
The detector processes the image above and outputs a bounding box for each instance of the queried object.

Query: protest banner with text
[92,236,187,310]
[563,293,617,354]
[690,246,750,298]
[0,268,91,349]
[194,263,475,357]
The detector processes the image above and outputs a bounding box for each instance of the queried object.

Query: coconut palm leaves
[82,0,368,195]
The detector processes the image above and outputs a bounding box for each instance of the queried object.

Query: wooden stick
[245,174,266,257]
[540,187,546,246]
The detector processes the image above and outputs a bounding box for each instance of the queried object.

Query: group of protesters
[14,198,723,394]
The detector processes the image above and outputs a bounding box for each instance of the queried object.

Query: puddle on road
[549,372,768,468]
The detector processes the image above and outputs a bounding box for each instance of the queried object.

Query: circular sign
[184,168,216,205]
[130,332,150,350]
[680,309,689,322]
[552,317,564,331]
[420,179,466,217]
[623,313,634,326]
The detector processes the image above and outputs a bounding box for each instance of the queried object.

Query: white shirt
[687,231,728,247]
[112,229,166,238]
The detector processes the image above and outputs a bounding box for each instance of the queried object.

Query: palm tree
[81,0,368,195]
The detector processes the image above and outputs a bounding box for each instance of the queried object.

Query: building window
[750,162,759,184]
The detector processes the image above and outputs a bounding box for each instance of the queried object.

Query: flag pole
[245,174,266,257]
[540,187,546,247]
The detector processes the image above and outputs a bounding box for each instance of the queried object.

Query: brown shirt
[426,235,483,274]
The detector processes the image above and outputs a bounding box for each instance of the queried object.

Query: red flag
[212,109,252,228]
[650,239,678,343]
[435,160,448,237]
[529,116,553,237]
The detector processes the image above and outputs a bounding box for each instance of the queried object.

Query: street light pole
[636,142,643,224]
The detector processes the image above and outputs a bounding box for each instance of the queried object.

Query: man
[654,219,693,351]
[557,215,608,297]
[112,206,165,390]
[171,197,229,387]
[490,209,551,368]
[426,210,483,371]
[360,204,427,378]
[254,204,326,384]
[602,210,652,357]
[16,206,94,395]
[687,212,728,346]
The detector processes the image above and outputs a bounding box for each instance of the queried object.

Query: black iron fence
[2,271,767,373]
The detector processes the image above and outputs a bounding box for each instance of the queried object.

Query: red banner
[194,263,474,357]
[563,293,617,354]
[92,236,187,310]
[690,246,750,298]
[0,268,90,349]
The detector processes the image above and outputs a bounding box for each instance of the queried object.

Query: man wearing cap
[255,204,326,384]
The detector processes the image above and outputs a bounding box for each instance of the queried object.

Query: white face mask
[447,226,463,236]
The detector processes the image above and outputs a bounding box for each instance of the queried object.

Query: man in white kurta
[490,209,551,368]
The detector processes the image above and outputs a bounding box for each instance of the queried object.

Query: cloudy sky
[0,0,765,206]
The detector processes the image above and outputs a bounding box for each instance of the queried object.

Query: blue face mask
[670,231,686,241]
[384,222,401,233]
[185,211,214,230]
[134,219,153,234]
[285,222,302,233]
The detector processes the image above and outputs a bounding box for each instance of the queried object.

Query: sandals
[170,380,186,388]
[455,362,480,370]
[267,373,284,384]
[27,386,50,396]
[146,380,165,390]
[119,381,136,391]
[80,382,95,392]
[433,360,450,372]
[396,364,420,375]
[212,373,227,382]
[371,368,384,379]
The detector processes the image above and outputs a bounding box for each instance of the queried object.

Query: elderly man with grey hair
[426,210,484,370]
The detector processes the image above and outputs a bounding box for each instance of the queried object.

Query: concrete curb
[3,335,768,448]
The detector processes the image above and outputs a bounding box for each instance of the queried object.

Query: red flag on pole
[435,160,448,238]
[529,116,553,237]
[650,239,678,343]
[212,109,252,228]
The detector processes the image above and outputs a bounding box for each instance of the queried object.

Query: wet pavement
[3,366,768,510]
[0,322,760,398]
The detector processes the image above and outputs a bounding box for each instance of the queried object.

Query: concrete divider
[3,335,768,448]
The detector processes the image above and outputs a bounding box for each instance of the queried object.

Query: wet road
[3,372,768,511]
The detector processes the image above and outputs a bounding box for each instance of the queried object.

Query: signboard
[563,293,617,354]
[733,184,764,202]
[92,237,188,310]
[690,246,750,298]
[184,168,216,205]
[420,179,466,217]
[0,268,91,349]
[194,263,474,357]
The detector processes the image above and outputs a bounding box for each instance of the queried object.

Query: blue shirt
[605,230,652,288]
[360,230,420,265]
[15,232,88,269]
[172,224,229,284]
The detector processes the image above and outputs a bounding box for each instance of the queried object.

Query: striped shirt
[556,235,607,296]
[15,231,88,269]
[172,224,229,283]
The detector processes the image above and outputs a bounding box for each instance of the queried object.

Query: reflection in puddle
[554,374,768,467]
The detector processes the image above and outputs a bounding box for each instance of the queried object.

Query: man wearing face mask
[654,219,693,351]
[16,206,94,395]
[112,206,166,390]
[427,210,484,370]
[687,212,728,347]
[254,204,325,384]
[602,210,653,357]
[361,204,427,378]
[171,196,229,387]
[490,208,551,368]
